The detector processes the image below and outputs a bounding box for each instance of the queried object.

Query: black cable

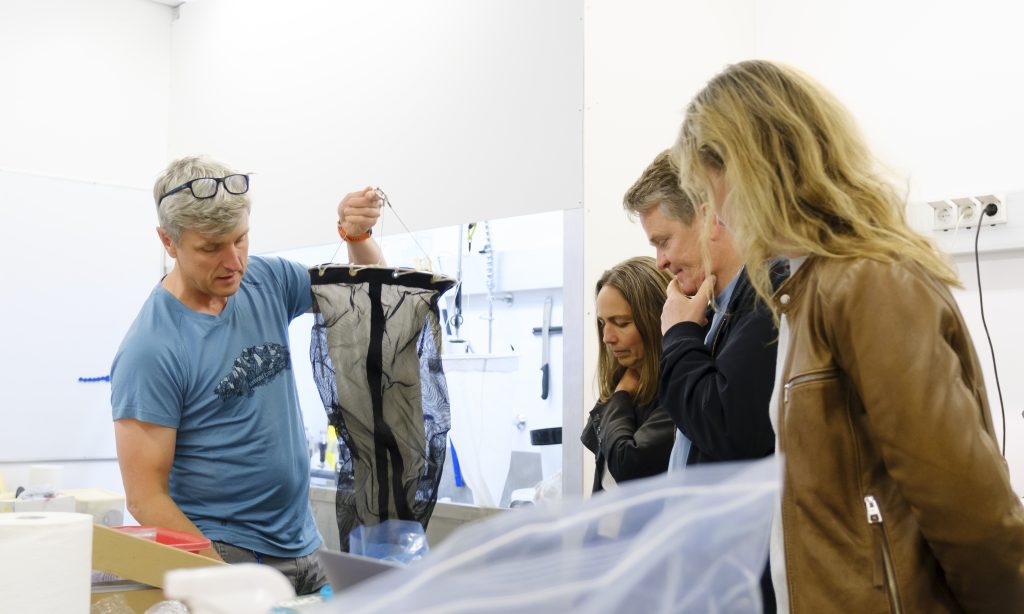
[974,203,1007,456]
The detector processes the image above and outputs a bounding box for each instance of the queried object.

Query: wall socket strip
[929,194,1008,231]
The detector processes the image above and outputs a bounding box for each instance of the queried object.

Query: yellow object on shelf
[326,425,338,471]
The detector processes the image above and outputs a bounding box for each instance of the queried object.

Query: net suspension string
[322,188,446,281]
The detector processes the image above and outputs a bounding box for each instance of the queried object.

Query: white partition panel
[168,0,584,254]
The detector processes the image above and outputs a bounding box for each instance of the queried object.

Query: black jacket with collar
[659,262,788,465]
[580,391,674,493]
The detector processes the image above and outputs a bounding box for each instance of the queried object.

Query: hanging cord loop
[322,188,449,284]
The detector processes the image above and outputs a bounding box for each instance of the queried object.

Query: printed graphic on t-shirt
[215,343,291,400]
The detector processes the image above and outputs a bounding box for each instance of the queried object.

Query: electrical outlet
[930,194,1008,231]
[929,200,957,231]
[974,194,1008,227]
[952,197,979,228]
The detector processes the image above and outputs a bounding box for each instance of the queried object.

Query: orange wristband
[338,222,372,243]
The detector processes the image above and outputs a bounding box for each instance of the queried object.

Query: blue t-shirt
[111,256,321,557]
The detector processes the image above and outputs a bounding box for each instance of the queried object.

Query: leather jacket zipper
[783,370,837,404]
[865,495,903,614]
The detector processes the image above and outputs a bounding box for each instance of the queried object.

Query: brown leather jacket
[771,256,1024,613]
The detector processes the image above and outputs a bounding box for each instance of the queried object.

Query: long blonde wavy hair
[675,60,958,310]
[596,257,673,406]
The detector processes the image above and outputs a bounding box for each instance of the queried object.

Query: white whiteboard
[0,170,162,462]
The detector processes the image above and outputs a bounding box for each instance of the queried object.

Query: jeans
[211,540,328,596]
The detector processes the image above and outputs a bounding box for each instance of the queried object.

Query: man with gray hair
[111,155,383,594]
[623,149,783,612]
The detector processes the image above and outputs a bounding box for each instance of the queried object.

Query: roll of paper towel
[0,512,93,613]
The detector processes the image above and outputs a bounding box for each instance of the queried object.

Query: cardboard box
[90,524,225,611]
[0,492,76,513]
[63,488,125,526]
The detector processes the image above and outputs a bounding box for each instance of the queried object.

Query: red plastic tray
[113,526,211,553]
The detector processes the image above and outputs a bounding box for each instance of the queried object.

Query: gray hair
[622,149,696,224]
[153,155,251,243]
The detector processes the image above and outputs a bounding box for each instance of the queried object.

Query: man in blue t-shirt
[111,155,384,594]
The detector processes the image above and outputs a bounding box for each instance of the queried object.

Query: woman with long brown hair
[581,256,675,493]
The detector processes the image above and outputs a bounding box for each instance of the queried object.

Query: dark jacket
[659,263,786,465]
[580,391,674,493]
[659,263,787,614]
[771,256,1024,613]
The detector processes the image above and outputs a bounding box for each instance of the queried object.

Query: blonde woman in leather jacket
[674,60,1024,613]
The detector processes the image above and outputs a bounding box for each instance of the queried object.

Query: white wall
[0,0,172,494]
[0,0,172,185]
[755,0,1024,203]
[581,0,1024,494]
[168,0,584,254]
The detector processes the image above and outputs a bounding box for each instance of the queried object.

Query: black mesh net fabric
[309,265,456,550]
